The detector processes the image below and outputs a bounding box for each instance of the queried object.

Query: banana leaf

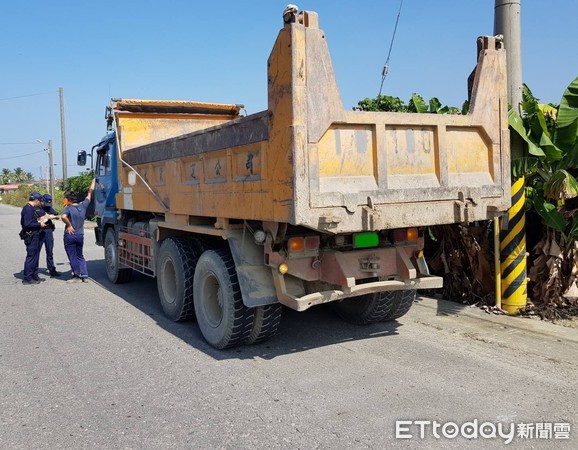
[512,157,538,180]
[567,214,578,242]
[555,119,578,154]
[557,76,578,128]
[539,132,563,160]
[509,108,545,156]
[539,103,558,122]
[554,77,578,155]
[528,103,551,139]
[429,97,442,113]
[533,196,566,233]
[543,169,578,199]
[563,139,578,169]
[410,94,428,113]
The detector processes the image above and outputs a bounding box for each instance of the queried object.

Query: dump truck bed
[115,11,509,234]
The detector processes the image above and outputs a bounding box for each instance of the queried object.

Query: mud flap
[226,229,279,307]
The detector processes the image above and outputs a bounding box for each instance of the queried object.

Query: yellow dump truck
[80,7,509,349]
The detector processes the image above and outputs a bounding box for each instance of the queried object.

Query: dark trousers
[64,233,88,278]
[41,229,55,271]
[23,232,42,281]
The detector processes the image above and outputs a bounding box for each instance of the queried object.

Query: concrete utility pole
[59,87,68,181]
[47,139,55,200]
[494,0,527,315]
[494,0,523,114]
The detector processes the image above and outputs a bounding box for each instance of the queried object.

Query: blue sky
[1,0,576,179]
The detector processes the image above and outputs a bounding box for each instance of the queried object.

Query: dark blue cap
[29,192,43,201]
[42,194,53,206]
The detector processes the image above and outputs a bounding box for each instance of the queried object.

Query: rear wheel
[104,229,132,284]
[193,248,254,349]
[246,304,282,345]
[157,238,201,322]
[333,290,417,325]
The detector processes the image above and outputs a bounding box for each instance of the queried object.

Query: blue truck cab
[84,131,120,246]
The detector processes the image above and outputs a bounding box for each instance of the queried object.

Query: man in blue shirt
[61,179,96,283]
[20,192,47,284]
[40,194,62,277]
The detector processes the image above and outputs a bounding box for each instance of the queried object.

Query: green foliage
[357,92,463,115]
[1,185,38,208]
[357,95,408,112]
[429,97,442,113]
[63,170,94,200]
[0,184,65,213]
[510,77,578,243]
[532,196,565,233]
[1,171,94,212]
[509,108,545,157]
[408,94,428,113]
[544,169,578,200]
[0,167,34,184]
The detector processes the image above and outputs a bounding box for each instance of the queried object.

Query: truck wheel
[157,238,200,322]
[333,290,417,325]
[246,304,282,345]
[382,290,417,321]
[193,248,254,349]
[104,229,133,284]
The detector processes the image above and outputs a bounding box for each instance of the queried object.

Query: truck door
[94,142,116,218]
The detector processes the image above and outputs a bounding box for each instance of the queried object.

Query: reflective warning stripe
[503,276,527,300]
[499,176,527,313]
[502,258,525,287]
[502,194,525,233]
[501,249,525,280]
[500,218,525,255]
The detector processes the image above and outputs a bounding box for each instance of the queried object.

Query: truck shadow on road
[416,293,470,317]
[434,298,470,316]
[87,261,402,361]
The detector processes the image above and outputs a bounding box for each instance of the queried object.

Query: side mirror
[77,150,87,166]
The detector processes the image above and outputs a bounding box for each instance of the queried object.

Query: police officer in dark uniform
[40,194,61,277]
[20,192,47,285]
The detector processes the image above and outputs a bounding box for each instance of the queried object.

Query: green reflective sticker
[353,232,379,249]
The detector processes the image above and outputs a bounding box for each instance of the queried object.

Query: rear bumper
[273,272,442,312]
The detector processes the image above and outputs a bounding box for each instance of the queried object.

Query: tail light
[393,227,419,243]
[288,237,305,252]
[287,236,320,257]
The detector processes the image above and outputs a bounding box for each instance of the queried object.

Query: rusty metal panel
[121,112,269,165]
[117,114,235,151]
[114,99,241,115]
[299,32,509,233]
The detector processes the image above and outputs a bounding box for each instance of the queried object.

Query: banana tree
[510,78,578,235]
[509,77,578,317]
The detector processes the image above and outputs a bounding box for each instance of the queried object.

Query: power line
[0,149,46,160]
[0,92,52,102]
[378,0,404,97]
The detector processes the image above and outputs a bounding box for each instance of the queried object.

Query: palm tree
[1,168,11,184]
[13,167,25,183]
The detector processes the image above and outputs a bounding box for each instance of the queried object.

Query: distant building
[0,183,35,194]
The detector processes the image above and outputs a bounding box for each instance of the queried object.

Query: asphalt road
[0,203,576,449]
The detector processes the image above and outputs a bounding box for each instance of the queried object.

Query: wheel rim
[200,272,223,328]
[105,241,116,277]
[161,258,177,304]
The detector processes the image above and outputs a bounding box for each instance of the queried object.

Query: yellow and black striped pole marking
[499,176,528,314]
